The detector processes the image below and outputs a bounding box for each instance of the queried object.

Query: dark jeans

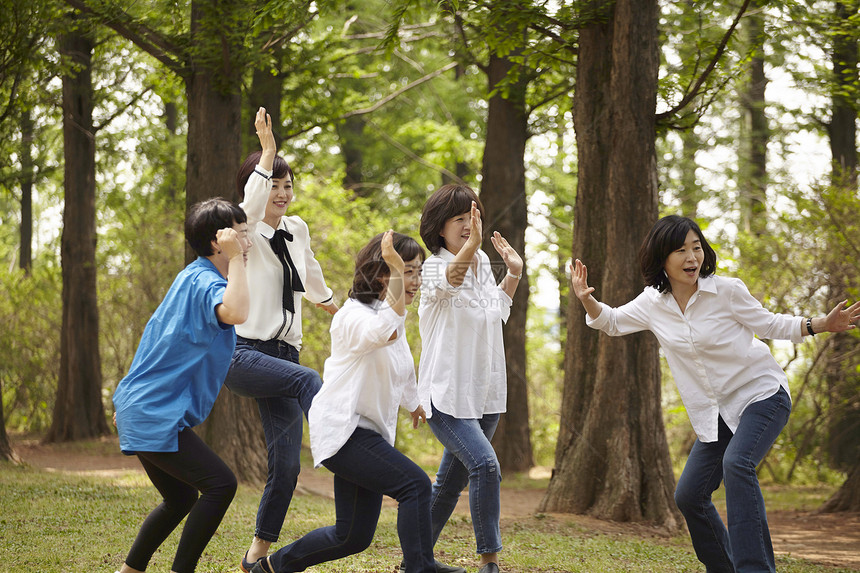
[126,428,237,573]
[267,428,435,573]
[674,387,791,573]
[224,337,322,542]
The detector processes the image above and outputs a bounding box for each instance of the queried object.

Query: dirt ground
[11,436,860,571]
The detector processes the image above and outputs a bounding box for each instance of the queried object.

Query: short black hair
[419,184,485,255]
[236,151,294,201]
[349,232,426,305]
[639,215,717,293]
[185,198,247,257]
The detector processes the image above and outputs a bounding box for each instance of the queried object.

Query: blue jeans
[224,337,322,542]
[427,404,502,554]
[267,427,435,573]
[675,387,791,573]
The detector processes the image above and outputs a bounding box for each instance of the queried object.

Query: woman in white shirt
[250,230,435,573]
[571,214,860,573]
[224,109,338,572]
[417,184,524,573]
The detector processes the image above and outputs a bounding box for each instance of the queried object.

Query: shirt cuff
[790,316,805,344]
[584,302,610,330]
[254,165,272,179]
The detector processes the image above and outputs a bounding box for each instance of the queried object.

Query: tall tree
[19,109,34,273]
[481,49,533,471]
[46,13,110,442]
[821,0,860,513]
[539,0,679,527]
[739,0,768,236]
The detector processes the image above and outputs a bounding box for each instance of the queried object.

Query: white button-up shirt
[237,167,333,349]
[309,298,420,467]
[586,275,803,442]
[418,248,512,419]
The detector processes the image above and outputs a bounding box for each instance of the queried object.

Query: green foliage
[0,265,62,431]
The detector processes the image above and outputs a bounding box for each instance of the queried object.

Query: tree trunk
[820,464,860,512]
[480,53,533,473]
[183,0,243,261]
[184,0,268,482]
[248,64,283,153]
[184,69,242,260]
[337,116,367,194]
[820,1,860,512]
[739,0,767,236]
[46,18,110,442]
[0,376,16,461]
[20,108,34,274]
[539,0,680,529]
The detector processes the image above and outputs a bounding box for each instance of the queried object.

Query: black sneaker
[477,563,499,573]
[398,559,467,573]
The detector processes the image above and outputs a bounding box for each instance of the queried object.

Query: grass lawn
[0,460,854,573]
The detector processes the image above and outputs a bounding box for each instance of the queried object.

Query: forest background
[1,0,859,535]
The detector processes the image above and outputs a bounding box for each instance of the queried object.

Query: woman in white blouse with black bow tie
[224,108,337,572]
[571,214,860,573]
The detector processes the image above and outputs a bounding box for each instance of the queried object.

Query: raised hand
[464,201,483,251]
[570,259,595,302]
[216,227,243,260]
[381,229,405,274]
[490,231,523,277]
[254,107,276,155]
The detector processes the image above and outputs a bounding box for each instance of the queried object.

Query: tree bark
[248,64,283,153]
[480,53,533,473]
[20,108,34,274]
[539,0,680,529]
[0,377,16,461]
[47,18,110,442]
[739,0,767,236]
[820,0,860,512]
[183,1,267,482]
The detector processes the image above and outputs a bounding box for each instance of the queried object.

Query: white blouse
[237,166,333,349]
[417,248,512,419]
[309,298,420,467]
[586,274,803,442]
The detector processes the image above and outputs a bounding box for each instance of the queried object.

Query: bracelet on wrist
[506,269,522,280]
[806,317,816,336]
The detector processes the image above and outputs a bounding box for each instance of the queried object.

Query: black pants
[125,428,237,573]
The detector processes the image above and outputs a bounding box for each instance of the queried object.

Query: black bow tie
[269,228,305,313]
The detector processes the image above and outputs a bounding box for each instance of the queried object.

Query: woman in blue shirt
[113,198,251,573]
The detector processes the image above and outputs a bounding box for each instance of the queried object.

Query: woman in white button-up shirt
[571,215,860,573]
[249,231,436,573]
[417,185,524,573]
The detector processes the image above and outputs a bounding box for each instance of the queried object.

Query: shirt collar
[438,247,455,261]
[657,274,717,304]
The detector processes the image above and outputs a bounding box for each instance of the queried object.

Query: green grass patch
[0,462,852,572]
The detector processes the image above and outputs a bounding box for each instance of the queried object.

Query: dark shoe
[241,551,261,573]
[477,564,500,573]
[398,559,467,573]
[249,557,273,573]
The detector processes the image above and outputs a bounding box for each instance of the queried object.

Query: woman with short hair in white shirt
[416,184,524,573]
[571,214,860,573]
[250,230,435,573]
